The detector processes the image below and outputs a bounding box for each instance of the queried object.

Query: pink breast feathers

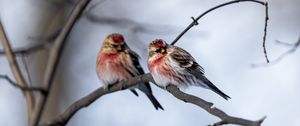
[97,53,130,83]
[148,56,165,70]
[96,53,119,73]
[99,53,118,61]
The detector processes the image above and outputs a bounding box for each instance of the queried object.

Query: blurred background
[0,0,299,126]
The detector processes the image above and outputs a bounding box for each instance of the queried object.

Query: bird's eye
[110,44,118,48]
[154,47,166,54]
[154,48,161,53]
[120,44,125,48]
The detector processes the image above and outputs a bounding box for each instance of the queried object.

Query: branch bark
[0,41,52,56]
[40,74,152,126]
[40,73,265,126]
[0,28,60,56]
[262,2,269,63]
[0,21,35,123]
[166,85,266,126]
[0,74,46,93]
[30,0,91,126]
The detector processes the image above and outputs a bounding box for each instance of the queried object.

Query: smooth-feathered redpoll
[147,39,230,100]
[96,33,164,110]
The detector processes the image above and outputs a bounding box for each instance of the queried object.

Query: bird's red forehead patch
[111,34,124,44]
[151,39,166,48]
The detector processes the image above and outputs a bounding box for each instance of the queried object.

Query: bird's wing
[125,46,152,93]
[126,48,144,74]
[126,46,164,109]
[170,46,230,100]
[169,46,205,74]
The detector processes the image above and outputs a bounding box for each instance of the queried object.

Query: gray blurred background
[0,0,299,126]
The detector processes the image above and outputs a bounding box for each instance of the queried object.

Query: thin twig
[262,2,269,63]
[275,40,295,46]
[0,21,35,123]
[251,37,300,67]
[171,0,265,45]
[0,26,60,56]
[40,73,265,126]
[30,0,91,126]
[169,0,269,63]
[0,75,47,93]
[21,54,33,86]
[0,41,53,56]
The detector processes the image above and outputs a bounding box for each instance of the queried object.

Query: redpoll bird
[96,33,164,110]
[147,39,230,100]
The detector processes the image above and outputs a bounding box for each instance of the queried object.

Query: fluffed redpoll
[96,33,164,110]
[147,39,230,100]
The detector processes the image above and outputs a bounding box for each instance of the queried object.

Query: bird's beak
[116,45,122,51]
[160,47,166,54]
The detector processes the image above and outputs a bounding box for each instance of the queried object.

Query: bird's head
[148,39,168,61]
[101,33,126,54]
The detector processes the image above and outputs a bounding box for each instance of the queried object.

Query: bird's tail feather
[205,81,231,100]
[146,94,164,110]
[130,89,139,96]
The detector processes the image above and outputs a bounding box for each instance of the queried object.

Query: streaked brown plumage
[148,39,230,100]
[96,33,164,110]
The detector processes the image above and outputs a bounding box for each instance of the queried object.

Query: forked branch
[30,0,92,126]
[0,21,35,123]
[0,74,46,93]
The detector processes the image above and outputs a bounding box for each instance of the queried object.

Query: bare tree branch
[262,2,269,63]
[0,41,52,56]
[30,0,91,126]
[170,0,269,63]
[21,55,33,86]
[0,21,35,123]
[0,28,60,56]
[251,37,300,67]
[40,74,152,126]
[0,74,46,93]
[166,85,266,126]
[40,73,265,126]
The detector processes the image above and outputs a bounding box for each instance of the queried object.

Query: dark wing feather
[125,47,152,93]
[127,50,144,74]
[125,46,164,110]
[170,46,230,100]
[170,46,204,74]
